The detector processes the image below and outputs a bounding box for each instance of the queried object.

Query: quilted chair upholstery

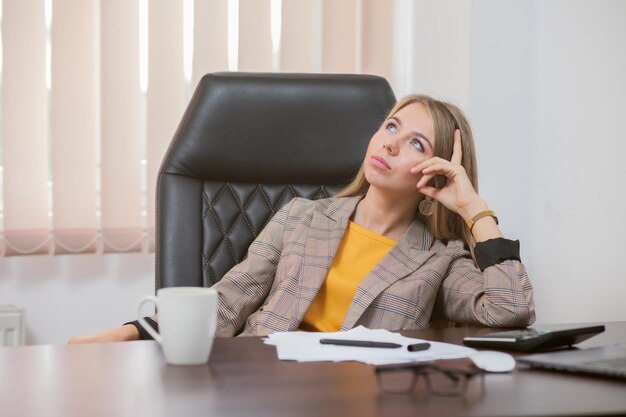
[156,72,396,290]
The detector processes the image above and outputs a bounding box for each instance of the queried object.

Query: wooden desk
[1,322,625,417]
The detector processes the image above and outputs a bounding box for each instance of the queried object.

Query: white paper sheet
[263,326,476,365]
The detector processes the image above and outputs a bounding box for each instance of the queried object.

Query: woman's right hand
[67,324,140,344]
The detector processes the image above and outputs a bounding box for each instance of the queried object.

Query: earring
[419,197,434,216]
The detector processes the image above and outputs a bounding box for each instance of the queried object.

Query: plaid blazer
[213,196,535,337]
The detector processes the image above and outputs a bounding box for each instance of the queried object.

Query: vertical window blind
[0,0,396,256]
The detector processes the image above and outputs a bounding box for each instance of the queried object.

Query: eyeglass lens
[377,366,481,396]
[377,368,417,394]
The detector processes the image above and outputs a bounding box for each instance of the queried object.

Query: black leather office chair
[155,72,396,290]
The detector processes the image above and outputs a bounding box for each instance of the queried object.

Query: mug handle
[137,295,162,344]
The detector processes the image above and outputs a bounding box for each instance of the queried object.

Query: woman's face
[364,102,436,197]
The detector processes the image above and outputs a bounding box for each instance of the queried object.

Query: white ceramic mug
[137,287,218,365]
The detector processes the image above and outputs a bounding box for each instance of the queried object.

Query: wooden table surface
[1,322,625,417]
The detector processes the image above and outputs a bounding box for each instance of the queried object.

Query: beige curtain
[0,0,395,256]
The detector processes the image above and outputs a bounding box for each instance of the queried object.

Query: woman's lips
[371,155,391,170]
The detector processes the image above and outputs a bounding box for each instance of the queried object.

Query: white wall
[392,0,626,324]
[529,0,626,323]
[468,0,626,323]
[0,253,154,345]
[409,0,471,110]
[468,0,534,258]
[2,0,626,346]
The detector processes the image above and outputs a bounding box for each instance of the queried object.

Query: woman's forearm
[67,324,139,344]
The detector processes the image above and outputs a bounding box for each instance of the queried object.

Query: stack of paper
[264,326,477,365]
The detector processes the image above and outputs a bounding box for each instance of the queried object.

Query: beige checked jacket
[212,196,535,337]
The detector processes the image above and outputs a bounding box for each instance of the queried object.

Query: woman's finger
[410,156,447,175]
[412,157,453,176]
[421,161,460,178]
[419,186,451,208]
[450,129,462,165]
[416,173,434,189]
[417,185,439,199]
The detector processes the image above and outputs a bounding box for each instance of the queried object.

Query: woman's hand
[410,129,486,222]
[67,324,139,345]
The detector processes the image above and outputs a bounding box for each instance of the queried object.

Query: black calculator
[462,325,605,352]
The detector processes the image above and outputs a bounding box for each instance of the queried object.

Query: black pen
[319,339,402,349]
[407,342,431,352]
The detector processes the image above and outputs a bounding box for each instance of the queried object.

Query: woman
[69,95,535,343]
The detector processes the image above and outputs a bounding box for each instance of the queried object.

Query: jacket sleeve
[211,199,295,337]
[435,240,536,327]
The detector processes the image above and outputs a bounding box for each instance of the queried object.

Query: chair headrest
[159,72,396,185]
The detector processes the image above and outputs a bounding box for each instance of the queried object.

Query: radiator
[0,305,25,347]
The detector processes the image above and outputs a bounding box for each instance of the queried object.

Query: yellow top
[300,221,397,332]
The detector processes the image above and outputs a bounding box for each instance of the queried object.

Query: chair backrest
[156,72,396,290]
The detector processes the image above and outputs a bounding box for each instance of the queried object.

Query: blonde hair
[336,94,478,250]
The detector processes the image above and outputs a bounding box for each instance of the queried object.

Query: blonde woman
[70,95,534,343]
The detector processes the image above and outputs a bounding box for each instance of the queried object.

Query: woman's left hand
[410,129,485,221]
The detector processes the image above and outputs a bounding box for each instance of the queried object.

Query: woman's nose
[383,141,398,155]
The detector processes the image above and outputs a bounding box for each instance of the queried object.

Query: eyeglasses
[375,361,485,396]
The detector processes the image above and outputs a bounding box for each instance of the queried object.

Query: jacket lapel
[340,219,436,330]
[290,196,363,328]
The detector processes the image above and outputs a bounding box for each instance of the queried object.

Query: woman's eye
[386,123,397,133]
[410,138,424,152]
